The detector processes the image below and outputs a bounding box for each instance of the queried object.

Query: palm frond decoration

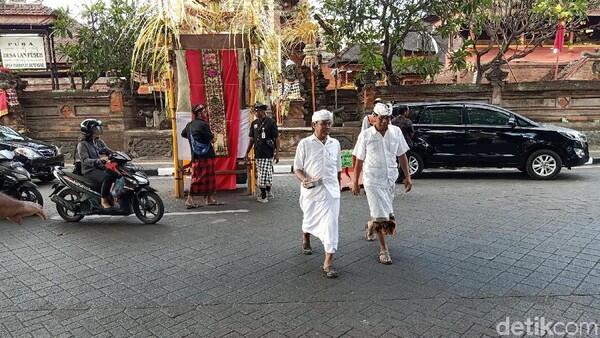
[225,0,283,105]
[281,3,320,55]
[132,0,289,109]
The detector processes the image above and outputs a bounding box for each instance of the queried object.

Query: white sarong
[300,193,340,254]
[364,184,395,221]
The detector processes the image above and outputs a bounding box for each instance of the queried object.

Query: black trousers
[86,169,118,198]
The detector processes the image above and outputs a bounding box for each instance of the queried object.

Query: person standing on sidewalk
[245,103,280,203]
[352,102,413,265]
[181,104,222,208]
[391,105,415,184]
[294,109,342,278]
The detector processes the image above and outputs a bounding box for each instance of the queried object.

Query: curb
[141,165,295,177]
[140,159,599,177]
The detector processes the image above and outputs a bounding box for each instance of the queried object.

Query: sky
[42,0,322,15]
[42,0,100,18]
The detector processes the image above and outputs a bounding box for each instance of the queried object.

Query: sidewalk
[132,159,296,176]
[130,151,600,176]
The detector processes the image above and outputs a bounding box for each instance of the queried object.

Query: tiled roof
[0,4,55,17]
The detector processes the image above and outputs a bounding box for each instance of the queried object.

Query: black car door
[464,106,523,165]
[415,105,467,165]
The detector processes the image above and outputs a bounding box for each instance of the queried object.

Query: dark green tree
[321,0,448,85]
[53,0,148,89]
[438,0,592,83]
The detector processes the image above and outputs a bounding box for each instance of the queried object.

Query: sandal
[378,250,392,265]
[302,241,312,255]
[185,203,202,209]
[365,221,376,241]
[322,265,338,278]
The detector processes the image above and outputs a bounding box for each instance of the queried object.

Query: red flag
[554,23,565,52]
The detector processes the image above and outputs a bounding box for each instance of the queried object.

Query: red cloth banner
[217,49,241,190]
[185,49,241,190]
[185,50,206,107]
[554,23,565,52]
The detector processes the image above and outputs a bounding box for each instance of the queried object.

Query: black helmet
[80,119,103,136]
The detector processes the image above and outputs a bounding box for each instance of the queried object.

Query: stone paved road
[1,167,600,337]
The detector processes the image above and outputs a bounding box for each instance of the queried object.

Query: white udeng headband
[312,109,333,122]
[373,102,391,116]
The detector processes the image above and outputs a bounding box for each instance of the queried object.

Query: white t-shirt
[352,125,410,187]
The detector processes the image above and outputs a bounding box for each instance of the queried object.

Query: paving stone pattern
[1,168,600,337]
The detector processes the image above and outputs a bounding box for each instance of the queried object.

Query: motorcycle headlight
[14,173,30,180]
[559,130,587,143]
[133,174,148,185]
[14,147,42,159]
[14,167,30,180]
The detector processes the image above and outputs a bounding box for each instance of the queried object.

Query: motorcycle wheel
[133,191,164,224]
[18,186,43,207]
[56,188,84,222]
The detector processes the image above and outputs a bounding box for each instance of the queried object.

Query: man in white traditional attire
[294,109,342,278]
[352,102,413,265]
[360,98,386,131]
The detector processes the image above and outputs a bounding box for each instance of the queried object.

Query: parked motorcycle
[50,151,164,224]
[0,150,44,206]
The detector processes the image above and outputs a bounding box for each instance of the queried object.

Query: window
[420,106,463,125]
[407,106,423,122]
[467,108,510,126]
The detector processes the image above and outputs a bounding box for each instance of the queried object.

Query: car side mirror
[508,117,517,128]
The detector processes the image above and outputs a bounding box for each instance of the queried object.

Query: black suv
[400,102,590,179]
[0,125,64,182]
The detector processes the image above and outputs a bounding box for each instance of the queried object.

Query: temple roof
[0,3,56,26]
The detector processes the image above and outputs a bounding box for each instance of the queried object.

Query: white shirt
[294,134,342,200]
[361,115,371,131]
[353,125,410,187]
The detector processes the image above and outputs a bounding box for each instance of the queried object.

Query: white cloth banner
[237,108,251,158]
[176,111,192,161]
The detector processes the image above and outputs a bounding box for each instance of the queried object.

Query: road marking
[50,209,249,221]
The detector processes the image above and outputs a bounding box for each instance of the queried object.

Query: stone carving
[485,60,508,85]
[557,97,570,109]
[583,49,600,78]
[127,134,173,159]
[61,105,76,118]
[279,59,304,123]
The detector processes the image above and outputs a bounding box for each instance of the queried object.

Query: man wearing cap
[352,102,413,265]
[294,109,342,278]
[245,103,280,203]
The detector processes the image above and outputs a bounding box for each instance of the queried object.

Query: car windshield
[0,126,25,141]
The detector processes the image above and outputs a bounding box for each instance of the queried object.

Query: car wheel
[526,149,562,180]
[407,152,424,178]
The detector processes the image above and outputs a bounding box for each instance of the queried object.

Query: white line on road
[50,209,249,221]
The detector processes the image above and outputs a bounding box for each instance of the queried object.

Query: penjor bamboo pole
[167,59,183,199]
[248,57,257,196]
[311,68,316,113]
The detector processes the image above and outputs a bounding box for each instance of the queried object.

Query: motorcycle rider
[76,119,117,209]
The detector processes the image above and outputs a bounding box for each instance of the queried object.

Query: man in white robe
[294,109,342,278]
[352,102,413,265]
